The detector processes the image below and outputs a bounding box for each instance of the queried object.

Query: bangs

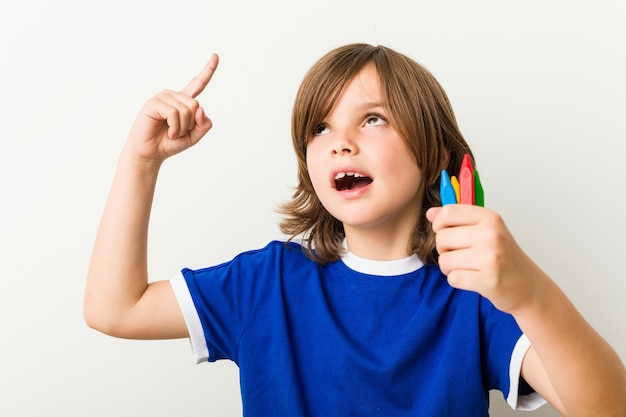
[292,44,384,156]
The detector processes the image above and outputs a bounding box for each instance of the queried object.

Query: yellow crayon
[450,176,460,204]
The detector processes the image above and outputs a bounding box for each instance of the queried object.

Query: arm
[515,268,626,417]
[84,54,219,339]
[427,205,626,417]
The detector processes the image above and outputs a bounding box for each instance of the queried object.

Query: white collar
[340,239,424,276]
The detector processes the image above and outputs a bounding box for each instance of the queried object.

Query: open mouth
[334,172,373,191]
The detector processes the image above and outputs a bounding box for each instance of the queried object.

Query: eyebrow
[358,101,387,111]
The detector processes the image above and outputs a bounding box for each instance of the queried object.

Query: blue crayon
[440,169,458,205]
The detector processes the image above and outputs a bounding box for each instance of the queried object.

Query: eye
[365,113,388,127]
[314,123,330,136]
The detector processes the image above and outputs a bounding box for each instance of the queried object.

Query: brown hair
[279,43,473,264]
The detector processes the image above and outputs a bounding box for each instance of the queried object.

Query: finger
[425,207,441,224]
[438,248,482,292]
[446,269,485,293]
[157,91,199,137]
[430,204,486,233]
[180,53,219,98]
[438,246,481,274]
[187,106,213,146]
[146,96,200,140]
[435,224,477,254]
[142,96,183,139]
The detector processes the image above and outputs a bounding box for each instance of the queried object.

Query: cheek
[382,146,418,174]
[305,147,323,182]
[390,155,423,192]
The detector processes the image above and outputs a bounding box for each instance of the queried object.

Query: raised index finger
[180,53,219,98]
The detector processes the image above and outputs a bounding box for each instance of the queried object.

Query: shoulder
[183,240,312,276]
[232,240,310,264]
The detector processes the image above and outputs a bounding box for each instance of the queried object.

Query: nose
[331,129,358,156]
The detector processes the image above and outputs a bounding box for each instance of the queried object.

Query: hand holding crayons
[440,154,484,206]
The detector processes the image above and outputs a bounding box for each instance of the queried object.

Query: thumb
[188,106,213,145]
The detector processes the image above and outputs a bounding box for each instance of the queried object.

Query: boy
[85,44,626,416]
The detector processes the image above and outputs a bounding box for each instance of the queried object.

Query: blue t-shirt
[171,240,543,416]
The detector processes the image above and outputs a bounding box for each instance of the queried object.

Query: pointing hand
[125,54,219,162]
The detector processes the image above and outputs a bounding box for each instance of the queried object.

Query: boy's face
[306,64,423,250]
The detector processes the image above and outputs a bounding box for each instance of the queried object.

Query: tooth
[335,172,346,179]
[354,173,362,177]
[346,172,355,176]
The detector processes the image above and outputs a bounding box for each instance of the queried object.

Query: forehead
[343,63,381,96]
[329,63,385,112]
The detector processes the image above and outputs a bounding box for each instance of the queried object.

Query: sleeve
[506,334,547,410]
[170,272,210,364]
[169,246,272,364]
[479,299,546,411]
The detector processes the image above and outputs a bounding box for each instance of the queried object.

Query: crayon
[459,154,474,205]
[439,170,458,206]
[474,169,484,207]
[450,176,460,204]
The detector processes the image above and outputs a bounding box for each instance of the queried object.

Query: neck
[344,225,414,261]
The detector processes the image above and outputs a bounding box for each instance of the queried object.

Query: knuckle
[179,106,192,120]
[446,270,460,287]
[156,88,175,98]
[189,100,200,114]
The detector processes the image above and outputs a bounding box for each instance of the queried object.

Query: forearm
[514,260,626,416]
[84,148,162,335]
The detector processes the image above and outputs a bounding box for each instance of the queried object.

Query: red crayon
[459,154,474,205]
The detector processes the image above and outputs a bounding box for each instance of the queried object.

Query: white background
[1,1,624,416]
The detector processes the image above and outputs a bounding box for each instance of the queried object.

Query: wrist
[119,145,164,173]
[509,266,561,324]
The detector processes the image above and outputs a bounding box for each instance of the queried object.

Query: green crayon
[474,169,484,207]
